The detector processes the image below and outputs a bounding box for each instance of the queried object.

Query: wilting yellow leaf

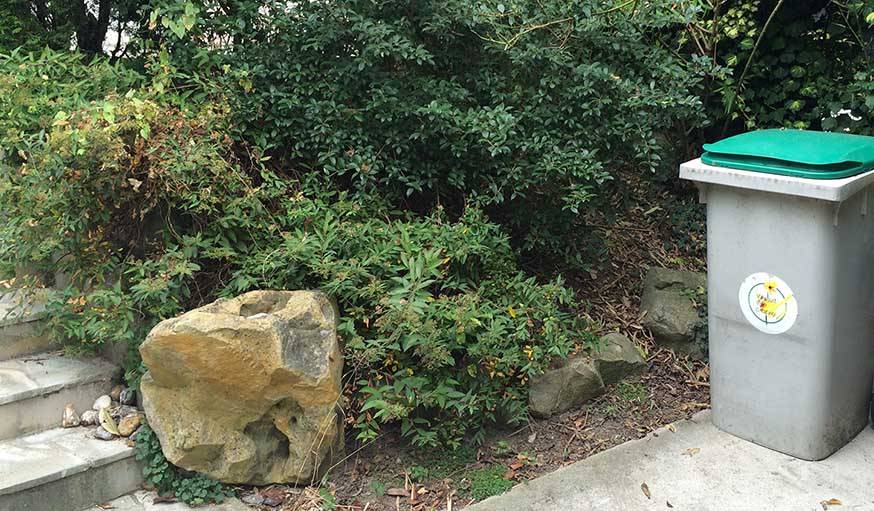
[99,408,120,435]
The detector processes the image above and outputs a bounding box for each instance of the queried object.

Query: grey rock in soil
[80,410,99,426]
[94,426,115,440]
[593,332,647,385]
[242,494,265,505]
[263,497,282,507]
[529,357,605,418]
[62,403,80,428]
[640,267,706,359]
[92,394,112,411]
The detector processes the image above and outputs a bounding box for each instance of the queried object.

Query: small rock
[242,494,265,506]
[593,332,647,385]
[80,410,99,426]
[129,425,144,441]
[121,404,139,415]
[92,395,112,411]
[94,426,115,441]
[119,388,136,405]
[640,267,707,359]
[118,414,142,437]
[263,497,282,507]
[62,403,80,428]
[528,357,605,418]
[109,404,138,420]
[109,384,125,402]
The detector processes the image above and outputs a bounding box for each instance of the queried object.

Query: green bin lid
[701,129,874,179]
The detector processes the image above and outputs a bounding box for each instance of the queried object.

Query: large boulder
[640,267,706,359]
[139,290,343,485]
[593,332,646,385]
[528,357,605,418]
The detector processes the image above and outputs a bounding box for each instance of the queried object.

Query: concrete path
[470,411,874,511]
[86,490,249,510]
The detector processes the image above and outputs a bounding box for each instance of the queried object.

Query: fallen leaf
[641,483,651,500]
[99,408,120,435]
[682,447,701,457]
[820,498,842,509]
[527,432,537,443]
[666,501,673,508]
[666,424,676,433]
[152,495,176,504]
[509,461,524,470]
[503,469,516,480]
[385,488,409,498]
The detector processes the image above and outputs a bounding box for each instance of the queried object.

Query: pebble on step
[110,384,125,401]
[62,403,80,428]
[93,395,112,411]
[118,414,141,437]
[94,425,116,441]
[81,410,99,426]
[119,388,136,405]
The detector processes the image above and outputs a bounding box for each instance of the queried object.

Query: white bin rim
[680,158,874,203]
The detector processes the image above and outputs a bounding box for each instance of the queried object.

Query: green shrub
[0,49,591,447]
[151,0,706,267]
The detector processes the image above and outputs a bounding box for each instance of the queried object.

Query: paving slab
[87,490,250,511]
[469,411,874,511]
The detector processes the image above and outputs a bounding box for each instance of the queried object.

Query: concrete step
[0,426,143,511]
[0,353,118,440]
[0,288,53,361]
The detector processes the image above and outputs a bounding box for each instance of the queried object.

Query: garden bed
[235,173,710,511]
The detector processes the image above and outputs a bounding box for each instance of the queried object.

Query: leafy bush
[0,49,591,447]
[152,0,706,266]
[135,423,229,505]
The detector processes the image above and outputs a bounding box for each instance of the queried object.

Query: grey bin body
[681,158,874,460]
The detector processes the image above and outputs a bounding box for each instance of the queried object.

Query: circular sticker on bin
[738,272,798,335]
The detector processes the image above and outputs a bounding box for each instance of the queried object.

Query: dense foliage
[0,48,591,447]
[148,0,708,265]
[673,0,874,137]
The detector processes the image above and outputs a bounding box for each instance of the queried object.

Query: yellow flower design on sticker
[758,293,794,318]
